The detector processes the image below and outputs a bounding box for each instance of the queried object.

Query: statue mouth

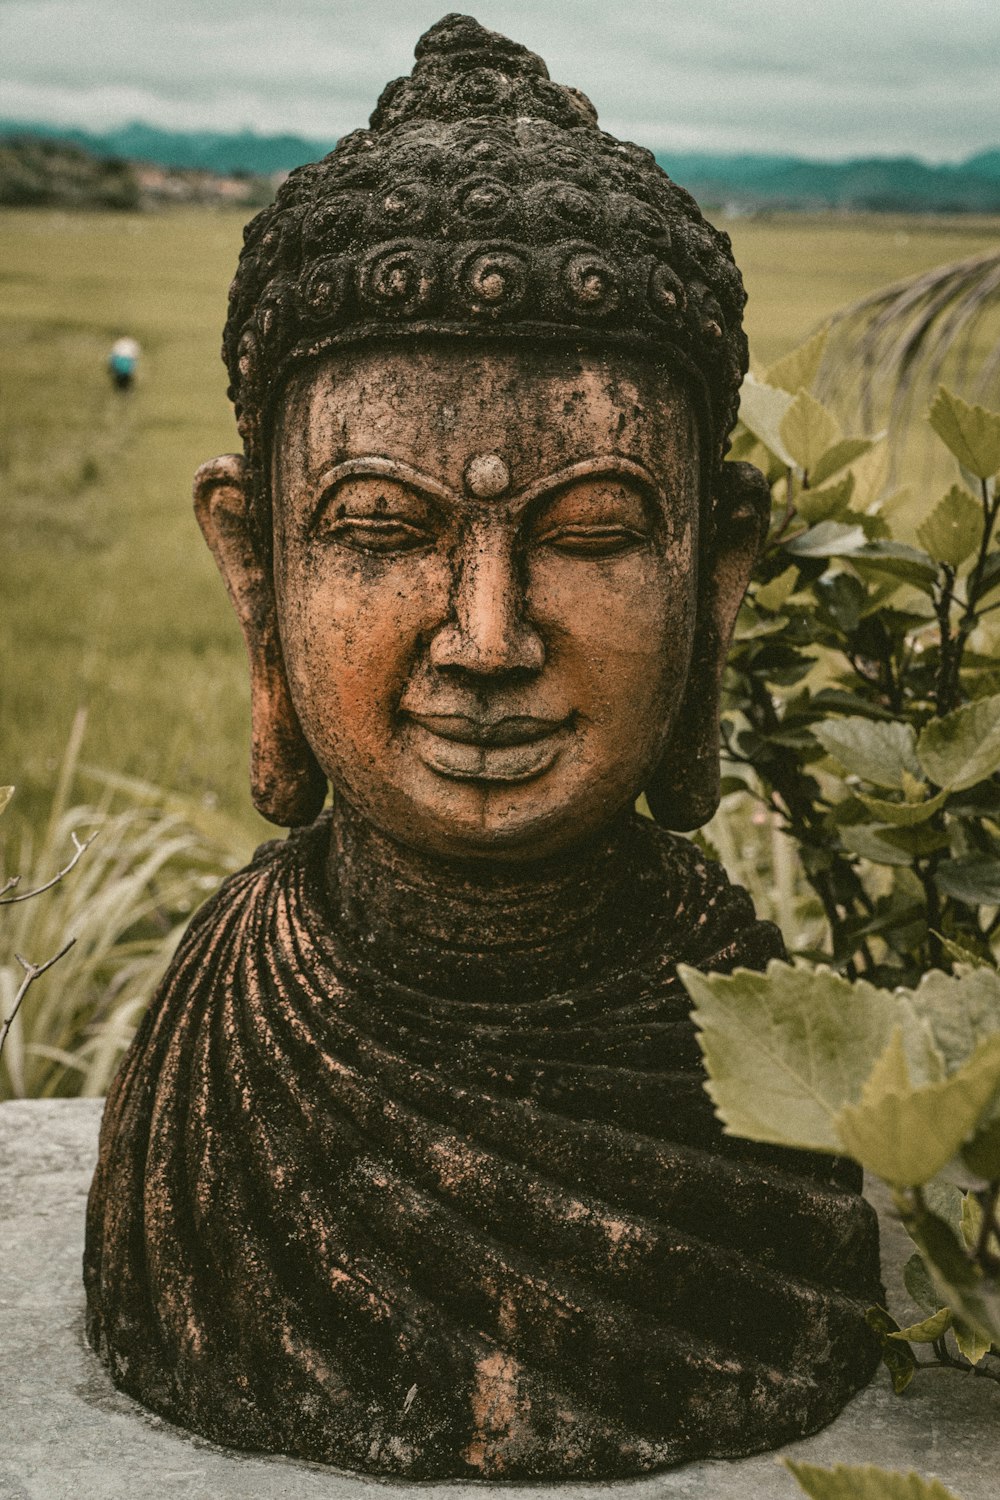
[402,712,572,783]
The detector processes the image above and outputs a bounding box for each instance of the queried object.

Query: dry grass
[0,713,250,1099]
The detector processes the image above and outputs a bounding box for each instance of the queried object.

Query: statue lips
[403,711,573,783]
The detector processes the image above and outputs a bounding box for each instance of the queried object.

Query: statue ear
[645,461,770,831]
[193,455,326,827]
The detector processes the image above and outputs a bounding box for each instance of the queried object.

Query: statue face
[270,344,702,860]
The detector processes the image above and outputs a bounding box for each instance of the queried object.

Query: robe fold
[85,814,882,1479]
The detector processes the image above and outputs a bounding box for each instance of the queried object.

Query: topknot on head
[370,12,598,133]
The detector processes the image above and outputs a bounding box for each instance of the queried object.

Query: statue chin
[84,12,883,1481]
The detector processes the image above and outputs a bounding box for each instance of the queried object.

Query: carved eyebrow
[305,452,664,532]
[305,456,452,532]
[513,455,664,515]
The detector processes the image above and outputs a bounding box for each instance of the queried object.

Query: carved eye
[537,525,647,558]
[531,477,653,559]
[312,474,437,554]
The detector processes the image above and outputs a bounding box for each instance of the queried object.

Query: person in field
[107,335,140,392]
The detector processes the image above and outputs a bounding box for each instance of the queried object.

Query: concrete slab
[1,1099,997,1500]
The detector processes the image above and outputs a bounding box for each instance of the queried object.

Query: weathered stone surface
[4,1099,997,1500]
[84,811,881,1477]
[81,13,883,1480]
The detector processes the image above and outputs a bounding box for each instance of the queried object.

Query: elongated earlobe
[646,461,770,831]
[193,455,326,827]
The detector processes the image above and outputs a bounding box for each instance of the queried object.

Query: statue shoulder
[176,813,330,952]
[639,819,786,974]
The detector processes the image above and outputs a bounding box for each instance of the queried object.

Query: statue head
[195,13,768,858]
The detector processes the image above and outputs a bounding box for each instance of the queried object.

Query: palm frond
[817,247,1000,453]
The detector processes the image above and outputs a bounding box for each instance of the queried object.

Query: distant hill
[661,150,1000,214]
[0,120,337,178]
[0,134,140,209]
[2,120,1000,214]
[0,131,275,211]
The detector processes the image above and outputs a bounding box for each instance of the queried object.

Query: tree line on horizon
[2,118,1000,215]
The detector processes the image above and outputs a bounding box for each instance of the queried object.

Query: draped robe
[85,812,882,1479]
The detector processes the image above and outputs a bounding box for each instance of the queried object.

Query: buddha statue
[84,14,882,1481]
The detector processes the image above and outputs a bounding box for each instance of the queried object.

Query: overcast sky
[2,0,998,161]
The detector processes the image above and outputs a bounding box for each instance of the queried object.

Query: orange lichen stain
[496,1292,519,1340]
[601,1215,638,1251]
[425,1138,479,1193]
[464,1349,530,1473]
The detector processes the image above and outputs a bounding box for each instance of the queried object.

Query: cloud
[1,0,997,158]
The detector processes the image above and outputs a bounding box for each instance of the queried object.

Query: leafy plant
[724,332,1000,985]
[682,956,1000,1392]
[786,1461,961,1500]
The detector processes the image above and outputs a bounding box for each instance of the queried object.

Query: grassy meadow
[3,206,1000,845]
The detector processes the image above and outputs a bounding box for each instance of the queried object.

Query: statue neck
[325,797,665,1000]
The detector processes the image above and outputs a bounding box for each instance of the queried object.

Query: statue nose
[429,526,545,677]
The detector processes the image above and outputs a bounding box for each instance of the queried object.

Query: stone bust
[85,14,881,1481]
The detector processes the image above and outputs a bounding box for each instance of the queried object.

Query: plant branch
[0,831,95,906]
[966,478,1000,612]
[764,468,798,552]
[932,566,959,716]
[0,938,77,1060]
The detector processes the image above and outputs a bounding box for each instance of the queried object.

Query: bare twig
[0,938,77,1059]
[0,831,96,906]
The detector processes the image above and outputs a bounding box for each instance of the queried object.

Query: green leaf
[888,1306,952,1342]
[960,1189,984,1251]
[786,1460,961,1500]
[839,823,923,867]
[0,786,13,818]
[854,789,947,826]
[754,565,799,612]
[781,389,841,473]
[877,823,949,857]
[905,968,1000,1073]
[903,1251,940,1314]
[953,1318,992,1365]
[916,1220,1000,1349]
[917,693,1000,791]
[962,1114,1000,1178]
[916,485,984,568]
[975,549,1000,603]
[929,388,1000,480]
[864,1306,918,1394]
[797,473,855,525]
[737,374,795,466]
[915,1206,976,1287]
[834,1029,1000,1186]
[681,960,900,1154]
[850,540,940,592]
[935,857,1000,907]
[726,426,761,463]
[906,1200,1000,1348]
[765,326,829,395]
[937,934,994,970]
[784,519,868,557]
[813,716,921,790]
[811,437,876,488]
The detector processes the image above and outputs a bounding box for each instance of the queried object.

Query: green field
[3,207,999,842]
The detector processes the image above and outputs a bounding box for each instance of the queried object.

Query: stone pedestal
[1,1099,996,1500]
